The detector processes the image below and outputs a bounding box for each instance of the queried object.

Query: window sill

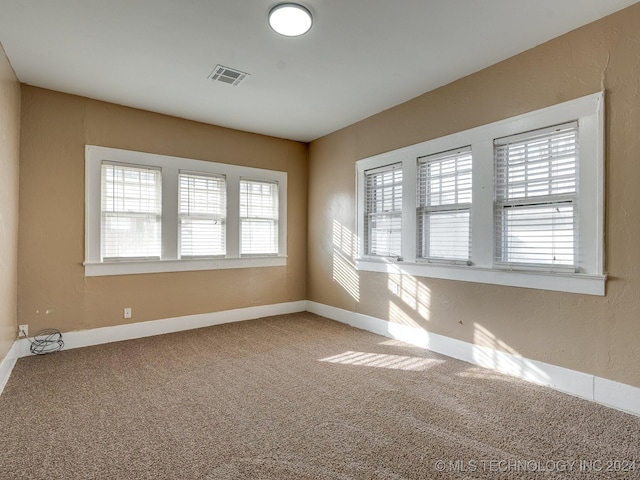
[84,256,287,277]
[356,259,606,296]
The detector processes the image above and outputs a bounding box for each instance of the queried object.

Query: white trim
[85,255,288,277]
[355,92,605,296]
[4,299,638,417]
[594,377,640,415]
[0,300,307,396]
[0,342,20,396]
[306,301,640,416]
[37,301,305,353]
[356,259,606,296]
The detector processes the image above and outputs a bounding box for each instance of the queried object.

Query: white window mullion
[470,141,494,268]
[277,178,288,257]
[401,158,417,263]
[162,167,179,260]
[226,173,240,258]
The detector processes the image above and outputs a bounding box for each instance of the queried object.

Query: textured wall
[0,43,20,359]
[308,4,640,387]
[18,87,308,333]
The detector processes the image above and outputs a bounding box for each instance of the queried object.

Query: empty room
[1,1,639,478]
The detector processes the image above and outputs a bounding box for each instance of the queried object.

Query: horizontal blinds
[494,122,578,268]
[417,148,472,261]
[364,163,402,257]
[240,179,278,255]
[179,172,226,258]
[101,163,162,260]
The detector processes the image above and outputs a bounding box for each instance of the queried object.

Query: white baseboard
[1,300,307,394]
[57,300,307,353]
[0,341,19,396]
[306,301,640,417]
[3,299,639,417]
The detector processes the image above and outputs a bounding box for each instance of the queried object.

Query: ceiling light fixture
[268,3,313,37]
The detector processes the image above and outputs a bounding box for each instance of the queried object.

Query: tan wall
[18,87,308,333]
[308,4,640,387]
[0,43,20,359]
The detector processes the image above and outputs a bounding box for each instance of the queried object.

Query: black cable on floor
[25,328,64,355]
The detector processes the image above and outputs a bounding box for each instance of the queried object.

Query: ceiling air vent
[208,65,249,86]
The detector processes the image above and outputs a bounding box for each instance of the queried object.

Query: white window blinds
[364,163,402,257]
[101,163,162,260]
[179,172,226,258]
[494,122,578,270]
[240,179,279,255]
[417,148,472,262]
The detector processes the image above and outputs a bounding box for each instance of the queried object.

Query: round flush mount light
[269,3,313,37]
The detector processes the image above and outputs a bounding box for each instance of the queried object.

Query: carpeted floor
[0,312,638,479]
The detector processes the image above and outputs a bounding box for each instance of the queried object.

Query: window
[363,163,403,257]
[85,146,287,276]
[240,179,278,255]
[356,92,605,295]
[417,148,472,262]
[495,123,577,270]
[101,163,162,260]
[179,172,226,258]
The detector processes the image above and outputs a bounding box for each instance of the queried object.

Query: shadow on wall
[330,219,550,386]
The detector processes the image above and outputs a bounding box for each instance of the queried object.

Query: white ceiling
[0,0,636,142]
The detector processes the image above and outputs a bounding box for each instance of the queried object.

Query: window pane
[179,173,226,258]
[364,164,402,257]
[240,180,278,255]
[417,149,472,261]
[499,204,574,266]
[101,163,161,260]
[422,210,470,260]
[424,152,472,206]
[496,124,577,202]
[495,123,578,268]
[240,218,278,255]
[369,214,402,257]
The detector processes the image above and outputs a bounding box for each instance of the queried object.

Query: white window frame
[239,178,280,256]
[101,162,163,261]
[178,171,227,259]
[85,146,287,277]
[356,92,605,296]
[417,147,473,264]
[363,163,403,258]
[494,123,578,271]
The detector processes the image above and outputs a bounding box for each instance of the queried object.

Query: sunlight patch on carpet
[319,351,444,371]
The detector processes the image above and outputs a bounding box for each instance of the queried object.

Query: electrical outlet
[18,324,28,338]
[123,308,132,319]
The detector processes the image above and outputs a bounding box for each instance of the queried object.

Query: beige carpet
[0,312,638,479]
